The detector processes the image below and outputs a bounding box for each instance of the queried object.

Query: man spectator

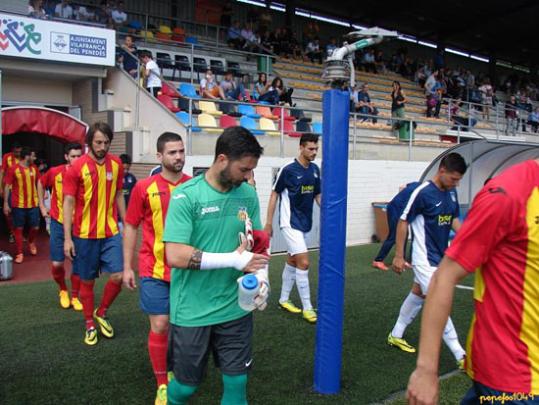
[362,49,377,73]
[74,4,93,21]
[505,95,518,135]
[54,0,73,19]
[425,71,443,118]
[305,38,323,64]
[95,0,111,26]
[326,37,338,58]
[111,1,127,26]
[28,0,48,19]
[120,154,137,207]
[354,83,378,123]
[227,21,243,50]
[119,35,138,79]
[141,51,162,98]
[200,69,225,100]
[406,159,539,405]
[220,71,247,101]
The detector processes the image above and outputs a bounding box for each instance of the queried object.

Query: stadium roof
[294,0,538,69]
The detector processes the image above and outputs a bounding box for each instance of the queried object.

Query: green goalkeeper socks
[167,378,198,405]
[221,373,248,405]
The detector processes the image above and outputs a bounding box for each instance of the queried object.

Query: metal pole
[353,113,357,159]
[408,119,413,161]
[279,106,284,158]
[495,105,499,137]
[266,54,270,77]
[457,125,461,143]
[188,98,193,155]
[447,99,452,122]
[190,44,194,85]
[135,58,141,131]
[144,13,149,46]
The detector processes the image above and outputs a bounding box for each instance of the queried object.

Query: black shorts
[168,314,253,386]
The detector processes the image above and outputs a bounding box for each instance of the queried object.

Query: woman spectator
[478,78,494,120]
[252,72,268,101]
[258,77,294,106]
[200,69,225,100]
[28,0,48,19]
[390,81,407,127]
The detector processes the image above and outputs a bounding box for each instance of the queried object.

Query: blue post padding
[314,89,349,394]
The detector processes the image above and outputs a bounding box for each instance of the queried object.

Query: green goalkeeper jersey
[163,174,262,327]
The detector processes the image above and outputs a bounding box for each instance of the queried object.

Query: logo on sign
[0,18,42,54]
[51,32,69,53]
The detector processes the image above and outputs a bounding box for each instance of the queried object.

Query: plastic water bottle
[238,274,259,311]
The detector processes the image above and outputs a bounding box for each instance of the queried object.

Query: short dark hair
[12,142,22,150]
[440,152,467,175]
[300,133,319,146]
[20,147,31,159]
[157,132,183,153]
[64,142,82,154]
[86,122,114,145]
[214,126,263,161]
[119,153,132,164]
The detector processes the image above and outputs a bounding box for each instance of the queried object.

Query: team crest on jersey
[237,207,248,221]
[106,172,113,181]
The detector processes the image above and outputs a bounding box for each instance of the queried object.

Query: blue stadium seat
[179,83,200,99]
[176,111,201,132]
[238,104,260,119]
[312,122,323,135]
[240,116,264,135]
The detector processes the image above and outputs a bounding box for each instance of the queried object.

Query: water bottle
[238,274,259,311]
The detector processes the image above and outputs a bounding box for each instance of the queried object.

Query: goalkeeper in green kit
[163,127,270,405]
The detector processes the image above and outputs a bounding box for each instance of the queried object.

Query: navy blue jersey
[387,181,421,218]
[401,181,459,267]
[149,165,162,176]
[274,159,321,232]
[123,172,137,206]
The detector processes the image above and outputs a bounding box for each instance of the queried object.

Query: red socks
[79,280,96,329]
[13,228,23,255]
[51,264,67,291]
[70,274,80,298]
[5,213,13,234]
[148,331,169,386]
[28,227,37,244]
[96,279,122,318]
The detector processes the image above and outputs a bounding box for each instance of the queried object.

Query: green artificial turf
[0,244,474,404]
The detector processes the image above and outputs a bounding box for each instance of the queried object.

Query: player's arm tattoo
[187,249,203,270]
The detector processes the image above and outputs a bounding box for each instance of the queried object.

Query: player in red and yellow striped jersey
[122,132,191,405]
[3,147,40,263]
[38,143,83,311]
[407,159,539,405]
[0,142,22,242]
[63,122,126,346]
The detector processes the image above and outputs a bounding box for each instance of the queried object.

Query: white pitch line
[456,284,474,291]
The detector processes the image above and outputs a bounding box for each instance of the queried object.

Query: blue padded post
[313,89,349,394]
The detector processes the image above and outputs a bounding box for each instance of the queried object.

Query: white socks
[279,263,296,303]
[443,317,466,361]
[295,269,313,311]
[391,292,424,338]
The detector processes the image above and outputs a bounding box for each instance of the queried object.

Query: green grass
[0,244,474,404]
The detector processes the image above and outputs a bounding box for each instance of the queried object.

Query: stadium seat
[140,30,154,40]
[240,116,265,136]
[210,60,225,76]
[272,107,296,121]
[312,122,323,135]
[176,111,201,132]
[227,61,242,77]
[155,32,170,41]
[199,100,223,116]
[296,120,311,133]
[220,115,237,128]
[159,25,172,34]
[193,57,208,80]
[256,106,279,120]
[128,20,143,30]
[161,82,180,98]
[238,104,260,118]
[198,113,223,134]
[156,52,176,80]
[185,36,198,44]
[179,83,200,99]
[174,55,191,80]
[281,119,301,137]
[157,94,180,113]
[259,118,280,136]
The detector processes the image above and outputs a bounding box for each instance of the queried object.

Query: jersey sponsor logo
[237,207,248,221]
[301,185,314,194]
[150,191,165,197]
[201,206,220,215]
[438,214,452,226]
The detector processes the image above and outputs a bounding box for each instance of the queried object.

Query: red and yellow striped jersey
[446,160,539,394]
[1,153,20,184]
[63,154,124,239]
[40,165,69,224]
[124,173,191,281]
[4,163,39,208]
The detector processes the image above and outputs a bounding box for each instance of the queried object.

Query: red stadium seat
[272,107,296,122]
[161,82,180,98]
[157,94,181,113]
[220,115,237,128]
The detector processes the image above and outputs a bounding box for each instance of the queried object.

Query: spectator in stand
[505,95,518,135]
[305,38,323,64]
[391,81,407,127]
[450,98,477,130]
[241,22,256,53]
[425,70,443,118]
[118,35,138,79]
[326,37,338,58]
[260,31,274,53]
[252,72,268,101]
[354,83,378,123]
[74,4,94,21]
[259,77,293,106]
[362,49,377,73]
[220,71,247,101]
[220,1,233,28]
[43,0,56,16]
[111,1,127,27]
[517,93,532,132]
[478,78,494,120]
[227,21,243,50]
[258,7,272,35]
[54,0,73,19]
[95,0,111,26]
[200,69,225,100]
[141,51,162,98]
[434,49,445,70]
[28,0,48,19]
[464,69,475,100]
[375,50,386,74]
[528,107,539,133]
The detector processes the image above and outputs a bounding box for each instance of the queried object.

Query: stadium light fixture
[470,55,490,63]
[398,35,418,43]
[445,47,469,57]
[236,0,266,7]
[417,40,437,48]
[295,9,351,27]
[269,3,286,12]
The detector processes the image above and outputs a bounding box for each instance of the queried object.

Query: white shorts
[413,264,438,295]
[281,227,308,256]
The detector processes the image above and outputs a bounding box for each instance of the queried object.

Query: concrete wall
[3,75,73,106]
[133,156,430,246]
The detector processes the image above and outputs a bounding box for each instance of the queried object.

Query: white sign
[0,13,116,66]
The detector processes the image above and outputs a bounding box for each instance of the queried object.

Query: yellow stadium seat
[199,100,223,116]
[139,30,154,40]
[259,117,280,136]
[159,25,172,34]
[198,113,223,134]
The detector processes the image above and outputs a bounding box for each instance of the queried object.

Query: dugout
[420,140,539,215]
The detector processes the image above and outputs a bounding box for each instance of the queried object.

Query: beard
[90,145,107,160]
[163,160,184,173]
[218,164,243,189]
